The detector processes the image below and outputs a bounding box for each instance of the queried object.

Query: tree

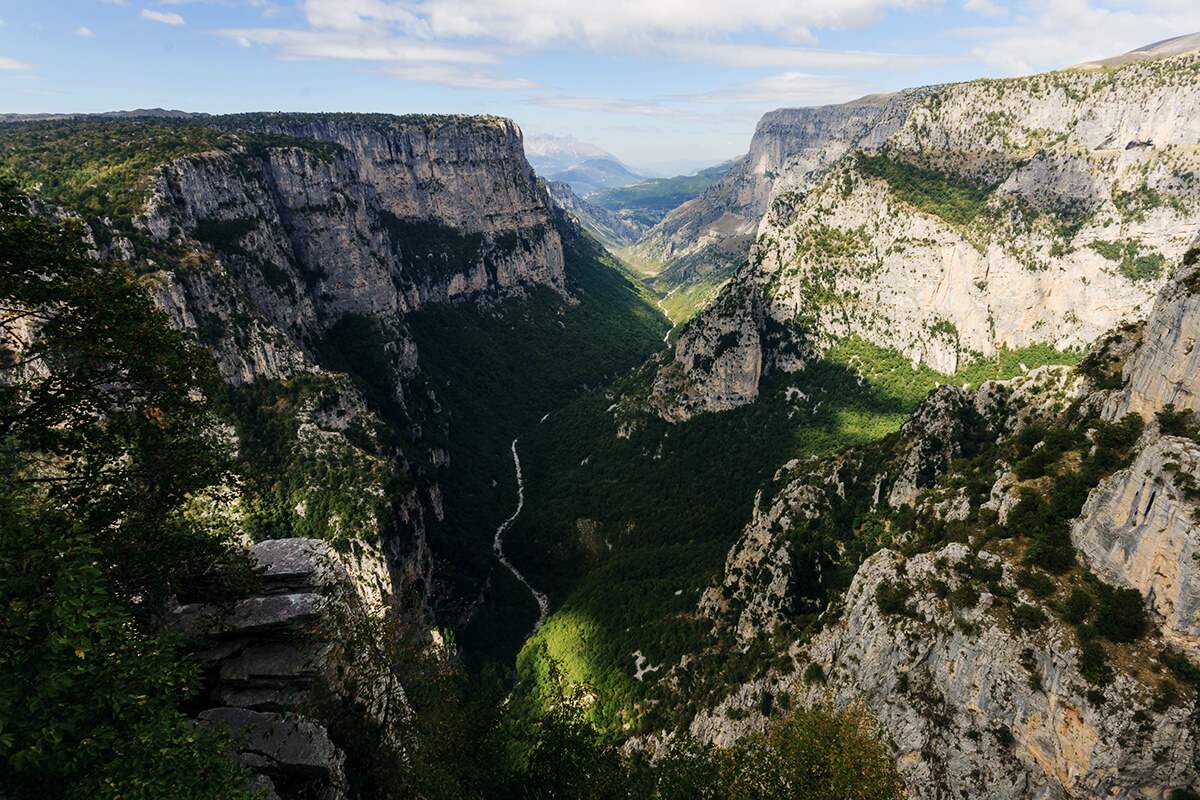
[0,178,258,799]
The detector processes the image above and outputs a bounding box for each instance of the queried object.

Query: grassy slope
[509,336,1080,730]
[405,232,668,665]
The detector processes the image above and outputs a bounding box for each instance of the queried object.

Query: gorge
[2,29,1200,800]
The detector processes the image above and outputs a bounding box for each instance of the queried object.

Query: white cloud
[295,0,940,48]
[141,8,185,25]
[0,56,32,70]
[222,27,495,63]
[690,72,877,105]
[75,26,96,37]
[384,64,534,89]
[960,1,1200,76]
[656,41,945,70]
[963,0,1007,17]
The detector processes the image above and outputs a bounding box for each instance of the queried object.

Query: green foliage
[1111,182,1182,223]
[590,161,733,228]
[858,152,995,227]
[1078,640,1114,687]
[1092,583,1146,643]
[1088,239,1166,282]
[515,333,1078,730]
[1016,568,1056,598]
[406,231,669,664]
[802,663,827,684]
[0,118,338,226]
[1157,404,1199,439]
[1006,414,1143,574]
[0,179,258,799]
[1011,603,1048,631]
[876,580,915,616]
[1161,649,1200,690]
[1060,587,1094,625]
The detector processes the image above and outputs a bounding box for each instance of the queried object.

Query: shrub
[1078,640,1113,686]
[1060,587,1094,625]
[1157,404,1198,438]
[1011,604,1048,632]
[802,663,827,685]
[876,580,915,617]
[1094,585,1147,643]
[949,584,981,610]
[1016,568,1056,598]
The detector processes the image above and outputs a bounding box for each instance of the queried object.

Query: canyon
[3,33,1200,800]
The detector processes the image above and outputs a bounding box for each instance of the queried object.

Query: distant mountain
[546,156,643,196]
[0,108,206,123]
[524,133,643,195]
[589,160,737,229]
[524,133,615,173]
[1076,31,1200,68]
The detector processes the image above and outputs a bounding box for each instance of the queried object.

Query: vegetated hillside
[1,114,924,800]
[591,160,736,230]
[0,173,916,800]
[656,49,1200,423]
[506,330,1079,730]
[546,180,645,248]
[660,243,1200,799]
[633,92,919,304]
[406,230,668,664]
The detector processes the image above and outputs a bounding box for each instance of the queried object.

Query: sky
[2,1,1200,173]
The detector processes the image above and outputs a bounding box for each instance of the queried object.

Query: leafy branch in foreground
[0,178,259,800]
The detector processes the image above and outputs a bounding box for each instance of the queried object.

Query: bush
[1078,640,1113,686]
[1016,568,1056,598]
[1094,585,1147,643]
[802,663,827,685]
[949,584,981,609]
[876,580,915,617]
[1060,588,1094,625]
[1157,404,1198,438]
[1011,604,1048,632]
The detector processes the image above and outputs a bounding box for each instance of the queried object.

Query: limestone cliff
[654,252,1200,799]
[635,92,923,290]
[655,52,1200,420]
[546,180,644,247]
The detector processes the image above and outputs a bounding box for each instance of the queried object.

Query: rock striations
[653,50,1200,420]
[662,251,1200,799]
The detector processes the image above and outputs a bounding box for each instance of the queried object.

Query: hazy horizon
[3,2,1200,168]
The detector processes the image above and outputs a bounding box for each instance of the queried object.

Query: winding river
[492,438,549,635]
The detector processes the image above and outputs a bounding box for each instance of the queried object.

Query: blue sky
[2,1,1199,171]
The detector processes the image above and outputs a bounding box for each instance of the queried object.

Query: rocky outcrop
[664,243,1200,799]
[180,537,404,800]
[688,544,1197,800]
[654,53,1200,420]
[546,180,644,247]
[1104,241,1200,419]
[1072,434,1200,657]
[636,92,923,289]
[141,114,564,386]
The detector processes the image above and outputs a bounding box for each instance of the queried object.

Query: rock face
[182,538,401,800]
[690,545,1197,800]
[636,92,923,289]
[1072,434,1200,656]
[663,253,1200,799]
[1105,242,1200,419]
[132,113,576,623]
[142,114,564,386]
[654,53,1200,420]
[546,180,644,247]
